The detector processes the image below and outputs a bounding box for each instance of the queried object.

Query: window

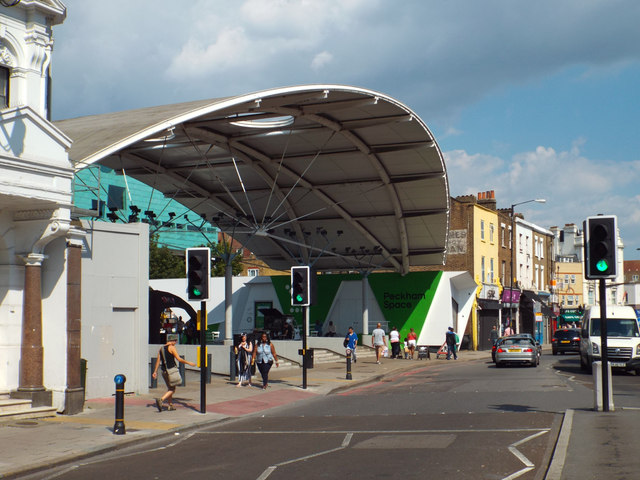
[564,274,569,284]
[489,223,495,243]
[571,274,576,284]
[480,220,485,240]
[567,295,574,306]
[91,199,105,218]
[248,269,259,277]
[518,233,522,251]
[501,224,506,247]
[490,258,494,283]
[633,274,639,282]
[481,256,485,282]
[107,185,125,210]
[509,226,512,249]
[0,66,8,108]
[539,238,544,259]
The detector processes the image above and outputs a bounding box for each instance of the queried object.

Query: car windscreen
[500,338,534,346]
[553,330,580,339]
[589,318,640,337]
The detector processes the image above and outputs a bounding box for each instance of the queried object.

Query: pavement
[0,349,637,479]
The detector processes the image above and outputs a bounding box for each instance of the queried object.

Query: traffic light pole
[200,301,207,414]
[302,305,308,389]
[599,279,610,412]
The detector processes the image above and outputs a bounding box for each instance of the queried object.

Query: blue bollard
[113,374,126,435]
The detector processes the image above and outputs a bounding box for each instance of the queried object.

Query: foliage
[211,240,244,277]
[149,235,245,279]
[149,234,185,279]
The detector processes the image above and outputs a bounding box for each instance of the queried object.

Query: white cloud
[311,51,333,71]
[445,143,640,254]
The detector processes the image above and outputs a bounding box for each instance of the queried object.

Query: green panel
[271,271,441,341]
[271,273,362,329]
[368,271,442,341]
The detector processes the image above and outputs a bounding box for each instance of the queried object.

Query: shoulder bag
[160,346,182,387]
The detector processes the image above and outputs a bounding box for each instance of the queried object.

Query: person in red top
[407,327,417,359]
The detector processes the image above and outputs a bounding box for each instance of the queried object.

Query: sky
[51,0,640,259]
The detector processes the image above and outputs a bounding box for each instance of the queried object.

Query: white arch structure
[56,85,450,274]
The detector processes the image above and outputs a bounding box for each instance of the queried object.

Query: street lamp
[508,198,546,334]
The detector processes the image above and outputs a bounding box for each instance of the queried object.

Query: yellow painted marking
[41,416,180,431]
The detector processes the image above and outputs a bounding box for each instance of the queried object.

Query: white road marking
[256,433,353,480]
[502,429,548,480]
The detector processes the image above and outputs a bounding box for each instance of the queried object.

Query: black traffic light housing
[186,248,210,300]
[584,215,617,279]
[291,266,314,306]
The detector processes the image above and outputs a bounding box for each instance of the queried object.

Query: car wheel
[636,369,640,376]
[561,351,565,355]
[532,360,538,367]
[580,353,587,371]
[496,362,503,368]
[553,350,557,356]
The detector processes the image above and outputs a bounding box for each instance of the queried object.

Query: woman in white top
[252,332,279,389]
[389,326,401,359]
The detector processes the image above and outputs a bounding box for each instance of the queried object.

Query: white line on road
[201,427,549,435]
[502,429,548,480]
[255,433,353,480]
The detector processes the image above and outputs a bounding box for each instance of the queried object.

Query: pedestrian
[152,334,196,412]
[407,327,417,359]
[489,325,499,345]
[236,333,253,387]
[345,326,358,363]
[503,324,514,336]
[445,326,458,360]
[184,318,198,345]
[389,326,400,359]
[252,332,279,389]
[371,322,386,364]
[326,321,337,337]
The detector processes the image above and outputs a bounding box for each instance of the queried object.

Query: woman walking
[152,334,196,412]
[236,333,254,387]
[253,332,279,389]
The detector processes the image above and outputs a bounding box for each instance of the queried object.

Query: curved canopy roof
[55,85,449,274]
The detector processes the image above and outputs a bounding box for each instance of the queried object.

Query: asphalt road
[22,352,640,480]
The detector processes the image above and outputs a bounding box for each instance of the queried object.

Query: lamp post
[509,198,546,334]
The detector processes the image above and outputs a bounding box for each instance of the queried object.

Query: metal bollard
[346,350,353,380]
[230,345,236,382]
[179,355,186,386]
[149,358,157,389]
[113,374,126,435]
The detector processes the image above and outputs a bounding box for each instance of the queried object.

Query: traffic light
[291,266,311,306]
[584,216,617,279]
[186,248,210,300]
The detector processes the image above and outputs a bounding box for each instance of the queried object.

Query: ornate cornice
[14,208,57,221]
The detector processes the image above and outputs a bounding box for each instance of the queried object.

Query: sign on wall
[448,229,468,254]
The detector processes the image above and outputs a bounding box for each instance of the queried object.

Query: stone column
[65,239,84,414]
[13,253,52,407]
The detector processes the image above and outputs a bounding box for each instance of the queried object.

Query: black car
[551,328,581,355]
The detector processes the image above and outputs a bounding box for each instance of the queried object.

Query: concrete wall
[81,221,149,399]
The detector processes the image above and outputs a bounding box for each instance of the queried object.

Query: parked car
[491,336,504,363]
[495,337,539,368]
[509,333,542,357]
[551,328,581,355]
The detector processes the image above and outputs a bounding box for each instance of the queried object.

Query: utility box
[298,348,314,369]
[593,361,614,411]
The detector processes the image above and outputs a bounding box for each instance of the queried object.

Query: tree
[211,240,244,277]
[149,234,185,279]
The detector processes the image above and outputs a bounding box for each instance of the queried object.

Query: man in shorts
[371,322,386,364]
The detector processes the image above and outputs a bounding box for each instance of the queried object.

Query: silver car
[495,337,539,368]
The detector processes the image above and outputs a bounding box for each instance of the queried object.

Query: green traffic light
[296,294,304,302]
[596,259,609,272]
[192,287,202,297]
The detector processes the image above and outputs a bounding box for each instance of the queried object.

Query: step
[0,406,57,422]
[0,398,33,414]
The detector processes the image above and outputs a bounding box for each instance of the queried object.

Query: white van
[579,305,640,374]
